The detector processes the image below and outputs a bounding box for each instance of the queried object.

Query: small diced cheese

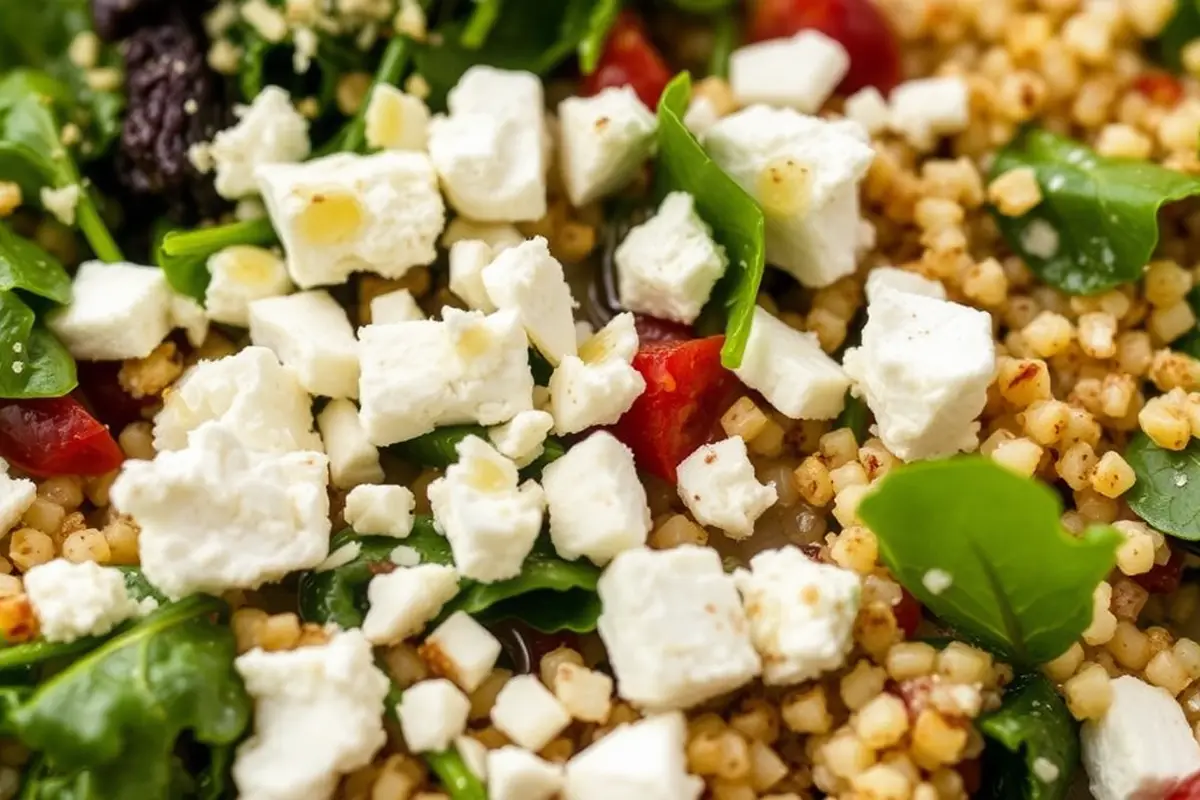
[683,96,720,137]
[542,432,650,565]
[449,239,497,312]
[843,87,891,136]
[549,358,645,435]
[40,184,80,226]
[427,436,544,583]
[204,245,295,327]
[442,218,524,251]
[317,542,362,572]
[343,484,415,538]
[597,546,761,711]
[456,735,489,781]
[422,610,502,692]
[733,546,861,684]
[575,320,595,346]
[615,191,727,325]
[0,463,35,536]
[317,399,382,488]
[729,31,849,113]
[363,564,459,644]
[256,151,445,289]
[364,84,429,152]
[864,266,947,304]
[489,747,564,800]
[488,409,554,467]
[249,290,359,398]
[369,288,424,324]
[170,294,209,347]
[481,237,578,365]
[490,674,571,751]
[24,559,145,643]
[676,437,777,540]
[111,424,330,599]
[46,261,172,360]
[553,663,614,723]
[209,86,310,200]
[564,712,703,800]
[398,678,471,753]
[733,307,849,420]
[888,77,970,151]
[578,312,640,365]
[234,630,389,800]
[557,86,657,207]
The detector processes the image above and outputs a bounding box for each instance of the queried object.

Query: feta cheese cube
[490,674,571,751]
[564,712,703,800]
[154,346,322,455]
[209,86,310,199]
[369,288,424,324]
[676,437,777,540]
[46,261,172,360]
[456,735,489,781]
[704,106,875,288]
[317,399,382,489]
[615,191,727,325]
[234,630,389,800]
[889,77,970,151]
[733,546,860,684]
[733,307,849,420]
[169,294,209,348]
[449,239,497,312]
[0,463,35,536]
[542,432,650,565]
[489,747,564,800]
[364,84,429,152]
[557,86,657,207]
[317,541,362,572]
[398,678,471,753]
[358,308,534,445]
[111,423,330,599]
[843,86,891,136]
[363,563,459,644]
[24,559,145,643]
[842,290,995,461]
[729,30,849,113]
[578,311,640,365]
[442,218,524,251]
[549,357,645,435]
[343,484,415,538]
[554,663,614,723]
[488,409,554,467]
[40,184,80,226]
[256,151,445,289]
[421,610,502,692]
[1083,675,1200,800]
[249,290,359,398]
[864,266,947,304]
[427,436,544,583]
[597,546,761,711]
[683,96,720,137]
[204,245,294,327]
[482,237,578,365]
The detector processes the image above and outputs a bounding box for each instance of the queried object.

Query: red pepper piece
[747,0,901,94]
[612,335,740,482]
[893,588,923,638]
[1133,72,1185,108]
[581,11,672,110]
[0,396,124,477]
[1167,772,1200,800]
[633,314,693,345]
[1133,547,1185,595]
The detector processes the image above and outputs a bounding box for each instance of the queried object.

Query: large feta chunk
[615,191,727,325]
[209,86,310,199]
[234,630,389,800]
[369,288,424,324]
[733,307,849,420]
[364,84,429,152]
[598,546,761,711]
[343,484,414,538]
[482,237,577,365]
[46,261,172,360]
[316,399,383,489]
[676,437,777,540]
[0,462,35,536]
[889,77,970,151]
[24,559,146,643]
[249,290,359,398]
[363,563,459,644]
[488,409,554,467]
[542,432,650,566]
[256,151,445,289]
[729,31,849,113]
[205,245,295,327]
[704,106,874,287]
[398,678,471,753]
[564,712,703,800]
[421,610,502,692]
[557,86,657,207]
[489,747,564,800]
[548,315,645,435]
[864,266,946,304]
[491,674,571,751]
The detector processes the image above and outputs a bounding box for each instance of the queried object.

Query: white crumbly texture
[1083,676,1200,800]
[564,712,703,800]
[205,245,295,327]
[733,307,849,420]
[256,150,445,289]
[249,290,359,399]
[398,679,471,754]
[888,77,970,151]
[210,86,310,199]
[46,261,172,360]
[369,289,425,324]
[364,84,429,152]
[170,294,209,347]
[548,314,645,435]
[24,559,144,643]
[426,436,544,583]
[683,96,720,137]
[729,30,849,113]
[111,424,330,600]
[422,611,503,693]
[448,239,497,312]
[676,437,777,540]
[843,87,891,135]
[704,106,875,288]
[597,546,761,711]
[233,630,389,800]
[488,409,554,467]
[864,266,947,304]
[456,735,489,782]
[542,432,651,566]
[554,664,614,723]
[733,546,861,685]
[489,747,563,800]
[0,461,35,536]
[40,184,81,226]
[557,86,657,207]
[442,218,524,251]
[316,399,383,489]
[363,563,460,644]
[343,484,415,538]
[154,346,322,455]
[481,237,578,365]
[490,675,572,751]
[842,289,996,461]
[316,542,362,573]
[615,191,727,325]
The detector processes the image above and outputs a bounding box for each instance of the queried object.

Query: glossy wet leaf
[1126,431,1200,540]
[978,674,1078,800]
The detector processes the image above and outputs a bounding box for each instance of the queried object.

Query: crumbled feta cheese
[398,678,471,753]
[364,84,429,151]
[488,409,554,467]
[256,150,444,289]
[205,245,294,327]
[234,630,389,800]
[369,288,424,324]
[316,542,362,572]
[683,96,719,137]
[557,86,657,207]
[390,544,420,566]
[597,546,761,711]
[1033,757,1061,784]
[888,77,970,151]
[490,674,572,751]
[170,294,209,347]
[1022,218,1060,259]
[864,266,946,304]
[421,610,502,692]
[46,261,172,360]
[482,237,578,365]
[923,568,953,595]
[729,30,849,113]
[615,191,727,325]
[456,735,488,781]
[0,461,35,536]
[427,436,544,583]
[704,106,875,288]
[24,559,144,643]
[733,546,860,685]
[363,563,459,644]
[489,747,564,800]
[843,87,891,136]
[249,290,359,398]
[210,86,310,199]
[553,663,614,723]
[316,399,383,489]
[39,184,81,226]
[542,432,650,566]
[676,437,777,540]
[733,307,849,420]
[111,423,329,599]
[548,315,645,435]
[442,218,524,251]
[343,484,415,538]
[448,239,497,312]
[564,712,703,800]
[574,320,595,345]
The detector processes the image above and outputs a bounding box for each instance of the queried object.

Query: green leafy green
[1157,0,1200,72]
[1126,431,1200,540]
[707,13,739,79]
[835,393,870,444]
[393,425,566,478]
[978,674,1078,800]
[0,221,71,304]
[989,128,1200,295]
[1174,286,1200,358]
[857,457,1121,665]
[425,749,487,800]
[578,0,623,74]
[115,567,168,606]
[0,293,76,399]
[155,218,278,302]
[461,0,505,49]
[332,35,415,155]
[655,72,765,369]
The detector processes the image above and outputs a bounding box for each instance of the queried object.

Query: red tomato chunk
[581,11,672,109]
[0,396,124,478]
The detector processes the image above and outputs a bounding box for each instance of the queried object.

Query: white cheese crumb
[1033,757,1060,783]
[922,568,953,595]
[316,542,362,572]
[39,184,81,226]
[1022,219,1060,259]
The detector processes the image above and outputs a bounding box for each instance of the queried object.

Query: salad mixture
[7,0,1200,798]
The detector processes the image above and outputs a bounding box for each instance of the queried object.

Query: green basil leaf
[989,127,1200,295]
[0,221,71,304]
[1126,431,1200,540]
[156,218,278,302]
[0,293,77,400]
[978,674,1078,800]
[655,72,765,369]
[392,425,565,479]
[1157,0,1200,72]
[857,457,1121,666]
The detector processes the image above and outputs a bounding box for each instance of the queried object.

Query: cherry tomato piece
[581,11,672,109]
[1133,547,1185,595]
[1167,772,1200,800]
[0,396,124,477]
[633,314,694,344]
[893,589,923,638]
[1134,72,1185,108]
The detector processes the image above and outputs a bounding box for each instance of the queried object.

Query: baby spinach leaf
[155,218,278,302]
[655,72,765,369]
[1126,431,1200,540]
[0,222,71,304]
[990,128,1200,295]
[0,293,76,399]
[978,674,1078,800]
[578,0,623,75]
[425,749,487,800]
[1157,0,1200,72]
[393,425,565,479]
[857,458,1121,666]
[835,392,870,444]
